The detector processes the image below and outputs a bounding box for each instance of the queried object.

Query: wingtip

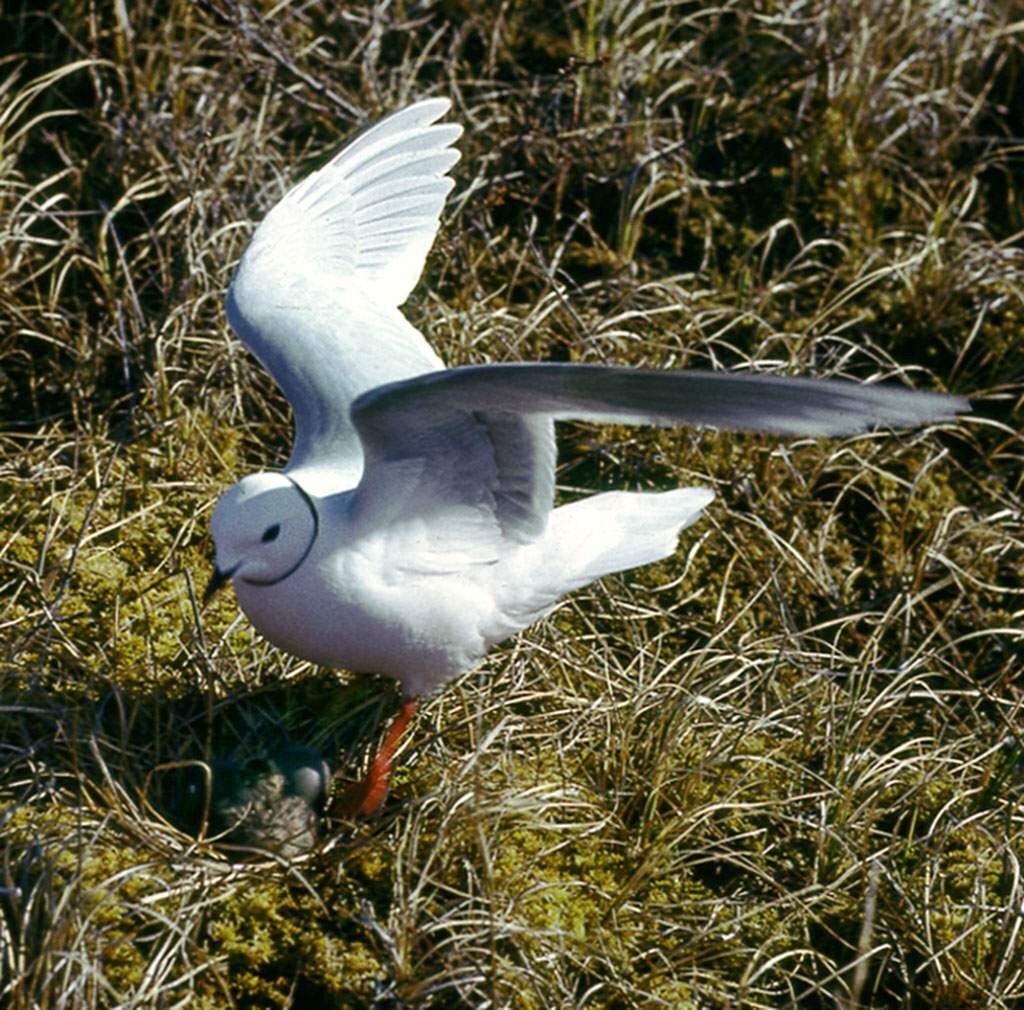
[790,380,971,437]
[405,97,463,144]
[876,385,972,428]
[381,96,458,134]
[410,96,454,120]
[952,393,973,417]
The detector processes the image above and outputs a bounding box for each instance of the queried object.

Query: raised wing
[225,99,462,492]
[348,364,969,571]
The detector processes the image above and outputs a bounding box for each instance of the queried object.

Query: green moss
[203,882,369,1007]
[3,805,176,996]
[1,409,252,695]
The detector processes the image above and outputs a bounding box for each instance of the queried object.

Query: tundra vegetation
[1,1,1022,1007]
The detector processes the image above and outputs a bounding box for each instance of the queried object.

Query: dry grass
[2,1,1023,1007]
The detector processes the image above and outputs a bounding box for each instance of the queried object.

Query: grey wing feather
[355,364,968,439]
[349,364,968,567]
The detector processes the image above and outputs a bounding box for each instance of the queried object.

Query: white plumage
[208,98,968,703]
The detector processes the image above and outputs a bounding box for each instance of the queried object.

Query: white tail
[496,487,714,629]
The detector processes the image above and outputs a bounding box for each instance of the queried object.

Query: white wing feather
[224,99,462,492]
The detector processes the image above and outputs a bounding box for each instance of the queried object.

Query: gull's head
[206,472,318,600]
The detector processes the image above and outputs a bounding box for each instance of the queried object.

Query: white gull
[205,99,968,813]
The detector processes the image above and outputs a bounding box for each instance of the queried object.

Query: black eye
[261,523,281,543]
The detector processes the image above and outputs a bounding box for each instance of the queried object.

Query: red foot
[336,697,418,816]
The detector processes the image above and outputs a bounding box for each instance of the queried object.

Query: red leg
[336,697,418,816]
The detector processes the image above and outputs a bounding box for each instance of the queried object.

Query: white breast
[232,531,498,696]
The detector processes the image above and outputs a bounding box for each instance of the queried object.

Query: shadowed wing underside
[348,364,970,571]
